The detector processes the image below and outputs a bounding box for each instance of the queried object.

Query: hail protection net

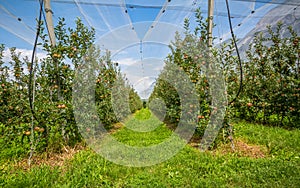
[1,0,300,97]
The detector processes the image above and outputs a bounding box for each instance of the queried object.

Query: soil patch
[109,122,124,134]
[15,144,84,170]
[212,139,268,158]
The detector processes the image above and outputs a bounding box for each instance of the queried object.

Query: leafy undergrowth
[1,110,299,187]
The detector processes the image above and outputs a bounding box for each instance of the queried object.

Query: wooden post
[44,0,56,46]
[208,0,214,48]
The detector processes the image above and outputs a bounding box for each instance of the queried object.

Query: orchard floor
[1,109,299,187]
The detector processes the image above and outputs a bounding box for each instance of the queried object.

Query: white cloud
[114,57,164,97]
[2,48,47,63]
[116,57,137,66]
[1,48,48,80]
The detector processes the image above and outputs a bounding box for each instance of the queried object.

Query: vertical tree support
[208,0,214,48]
[44,0,56,46]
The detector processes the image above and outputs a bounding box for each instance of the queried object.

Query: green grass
[1,109,299,187]
[234,121,300,159]
[114,108,172,146]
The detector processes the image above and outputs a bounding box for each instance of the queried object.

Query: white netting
[1,1,299,46]
[1,0,300,93]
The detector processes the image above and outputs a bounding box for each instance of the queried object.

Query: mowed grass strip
[1,109,299,187]
[113,108,173,147]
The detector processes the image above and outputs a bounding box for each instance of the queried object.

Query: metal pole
[208,0,214,48]
[44,0,56,46]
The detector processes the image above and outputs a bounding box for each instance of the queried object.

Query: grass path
[1,109,300,187]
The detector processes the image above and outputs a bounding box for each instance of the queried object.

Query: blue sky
[0,0,278,49]
[0,0,278,98]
